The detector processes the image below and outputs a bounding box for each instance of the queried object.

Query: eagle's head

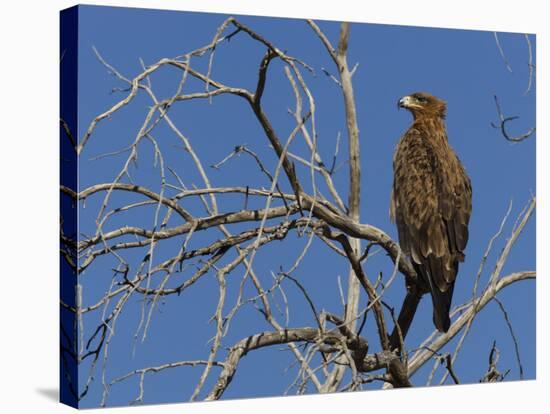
[398,92,447,119]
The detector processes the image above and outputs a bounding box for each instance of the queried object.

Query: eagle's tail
[389,290,422,350]
[429,282,454,333]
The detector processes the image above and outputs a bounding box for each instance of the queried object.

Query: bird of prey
[390,92,472,335]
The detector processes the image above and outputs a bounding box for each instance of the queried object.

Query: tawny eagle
[391,92,472,333]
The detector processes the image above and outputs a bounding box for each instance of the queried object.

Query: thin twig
[491,95,535,142]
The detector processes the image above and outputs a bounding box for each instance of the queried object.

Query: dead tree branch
[491,95,535,142]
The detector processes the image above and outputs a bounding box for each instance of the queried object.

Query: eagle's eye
[416,96,428,104]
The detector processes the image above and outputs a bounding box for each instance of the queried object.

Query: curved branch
[78,182,194,222]
[78,203,300,251]
[302,195,417,284]
[325,229,390,351]
[206,328,323,400]
[491,95,535,142]
[405,271,535,380]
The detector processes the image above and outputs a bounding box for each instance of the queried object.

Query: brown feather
[392,92,472,332]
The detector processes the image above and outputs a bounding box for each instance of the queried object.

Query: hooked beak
[397,96,411,110]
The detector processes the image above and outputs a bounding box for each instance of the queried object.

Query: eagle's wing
[392,128,441,267]
[392,127,472,331]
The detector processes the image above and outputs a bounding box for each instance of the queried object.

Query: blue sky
[71,5,535,408]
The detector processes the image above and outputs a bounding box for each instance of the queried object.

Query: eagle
[390,92,472,335]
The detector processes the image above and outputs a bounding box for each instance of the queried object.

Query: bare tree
[60,18,536,406]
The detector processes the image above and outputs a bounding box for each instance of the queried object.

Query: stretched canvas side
[60,5,79,409]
